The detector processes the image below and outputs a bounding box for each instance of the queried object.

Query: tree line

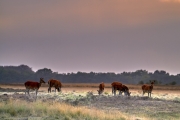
[0,65,180,85]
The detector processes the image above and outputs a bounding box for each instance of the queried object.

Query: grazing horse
[48,79,62,93]
[24,78,45,97]
[97,82,105,95]
[121,85,131,96]
[142,80,155,97]
[112,82,131,96]
[111,81,122,96]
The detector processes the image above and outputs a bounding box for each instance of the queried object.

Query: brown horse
[121,85,131,96]
[111,81,122,96]
[112,82,131,96]
[142,80,155,97]
[97,82,105,95]
[24,78,45,97]
[48,79,62,93]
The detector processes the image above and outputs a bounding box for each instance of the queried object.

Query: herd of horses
[24,78,155,98]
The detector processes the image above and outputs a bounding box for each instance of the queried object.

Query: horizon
[1,64,178,75]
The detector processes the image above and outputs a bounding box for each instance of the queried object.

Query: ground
[0,84,180,120]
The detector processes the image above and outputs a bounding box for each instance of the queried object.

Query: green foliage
[169,81,177,85]
[0,65,34,83]
[138,80,144,85]
[0,65,180,85]
[104,91,109,95]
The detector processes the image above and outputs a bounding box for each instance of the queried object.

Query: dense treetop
[0,65,180,85]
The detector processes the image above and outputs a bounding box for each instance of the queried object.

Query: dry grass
[1,83,180,98]
[2,83,180,89]
[0,83,180,120]
[0,99,128,120]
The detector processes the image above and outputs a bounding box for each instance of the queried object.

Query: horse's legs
[48,87,51,93]
[28,89,30,96]
[35,89,38,96]
[119,90,123,96]
[142,91,145,96]
[114,88,117,96]
[112,87,114,95]
[25,89,27,95]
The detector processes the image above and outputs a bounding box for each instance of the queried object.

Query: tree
[0,65,180,84]
[169,81,176,85]
[35,68,53,80]
[138,80,144,85]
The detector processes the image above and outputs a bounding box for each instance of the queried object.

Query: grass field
[0,83,180,120]
[0,99,128,120]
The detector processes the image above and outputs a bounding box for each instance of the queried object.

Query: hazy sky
[1,0,180,75]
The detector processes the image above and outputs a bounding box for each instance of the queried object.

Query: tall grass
[0,99,128,120]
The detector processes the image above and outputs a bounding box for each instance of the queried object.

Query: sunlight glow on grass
[0,99,128,120]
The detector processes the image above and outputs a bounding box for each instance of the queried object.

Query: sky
[1,0,180,75]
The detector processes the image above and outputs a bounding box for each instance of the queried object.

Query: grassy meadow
[0,99,128,120]
[0,83,180,120]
